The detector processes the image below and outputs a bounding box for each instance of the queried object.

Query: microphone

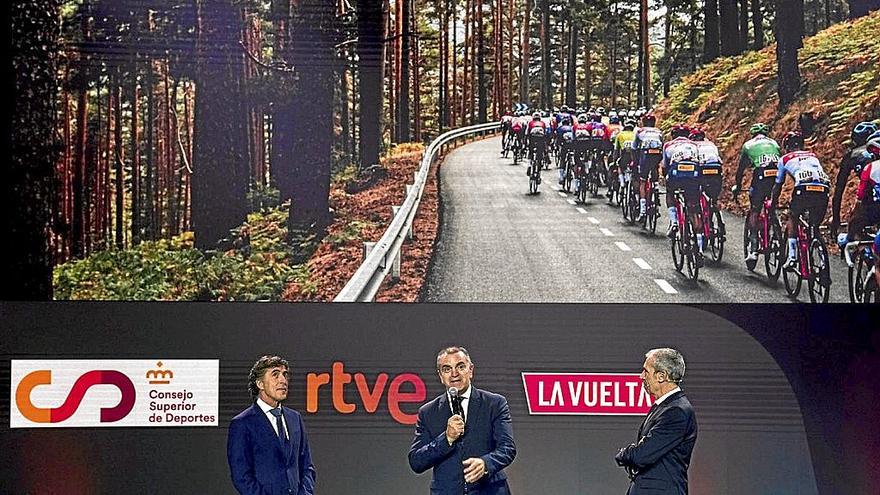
[449,387,464,418]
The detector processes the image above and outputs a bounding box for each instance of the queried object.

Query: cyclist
[612,119,638,198]
[663,124,704,264]
[771,131,831,269]
[838,132,880,254]
[733,123,782,261]
[557,116,574,184]
[527,111,548,181]
[633,113,665,222]
[500,111,514,154]
[690,127,723,204]
[830,121,878,237]
[510,113,525,159]
[590,114,611,187]
[573,114,592,194]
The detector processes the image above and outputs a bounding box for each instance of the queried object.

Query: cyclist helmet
[782,130,804,151]
[610,115,620,124]
[532,111,542,120]
[591,113,602,123]
[562,116,572,126]
[577,114,588,124]
[641,113,657,126]
[623,120,635,130]
[749,123,769,136]
[670,123,690,139]
[628,110,636,118]
[689,127,706,140]
[866,130,880,156]
[851,121,879,147]
[597,106,606,115]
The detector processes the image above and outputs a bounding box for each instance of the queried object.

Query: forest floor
[282,142,452,302]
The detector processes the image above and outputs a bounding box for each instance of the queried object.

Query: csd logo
[16,370,136,423]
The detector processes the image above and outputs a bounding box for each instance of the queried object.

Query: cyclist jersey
[573,123,592,140]
[857,160,880,202]
[589,122,609,140]
[663,137,700,178]
[740,135,781,169]
[694,139,722,177]
[614,130,636,155]
[511,119,523,132]
[634,126,664,154]
[501,115,513,125]
[776,151,831,190]
[843,145,875,176]
[607,124,623,142]
[557,124,573,138]
[528,120,548,137]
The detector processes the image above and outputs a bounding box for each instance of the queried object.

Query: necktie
[460,397,468,423]
[269,408,288,444]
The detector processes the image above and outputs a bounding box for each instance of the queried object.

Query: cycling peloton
[771,131,832,269]
[732,123,782,261]
[633,113,665,223]
[663,124,705,266]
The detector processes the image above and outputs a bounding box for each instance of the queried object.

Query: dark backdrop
[1,303,877,494]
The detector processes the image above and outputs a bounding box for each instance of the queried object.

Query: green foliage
[54,206,313,301]
[324,220,376,248]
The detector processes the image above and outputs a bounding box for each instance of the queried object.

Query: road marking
[567,199,577,205]
[633,258,652,270]
[588,217,600,224]
[599,228,615,236]
[654,279,678,294]
[615,242,631,251]
[576,207,588,214]
[558,191,568,198]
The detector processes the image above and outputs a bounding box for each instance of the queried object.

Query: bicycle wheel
[671,224,685,272]
[807,238,831,303]
[764,220,783,282]
[684,221,700,281]
[529,173,538,194]
[709,209,725,262]
[782,245,802,298]
[849,249,869,303]
[862,272,879,304]
[647,189,659,235]
[743,221,757,272]
[621,181,631,221]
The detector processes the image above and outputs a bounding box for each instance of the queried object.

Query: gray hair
[646,348,686,383]
[436,346,473,370]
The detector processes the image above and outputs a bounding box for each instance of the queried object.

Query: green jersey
[740,135,781,169]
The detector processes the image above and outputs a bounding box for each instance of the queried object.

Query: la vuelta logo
[16,370,136,423]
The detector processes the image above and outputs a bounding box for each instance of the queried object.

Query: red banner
[522,373,653,415]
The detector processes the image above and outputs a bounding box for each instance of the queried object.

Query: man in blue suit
[228,355,316,495]
[615,347,698,495]
[409,346,517,495]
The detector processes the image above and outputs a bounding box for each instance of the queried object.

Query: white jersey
[695,140,722,165]
[776,151,830,188]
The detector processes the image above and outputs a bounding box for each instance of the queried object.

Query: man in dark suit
[409,346,517,495]
[227,355,316,495]
[615,347,698,494]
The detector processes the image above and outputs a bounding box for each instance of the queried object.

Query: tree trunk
[751,0,764,49]
[7,0,61,299]
[704,0,720,62]
[739,0,749,52]
[397,0,411,141]
[640,0,650,107]
[565,19,578,107]
[663,5,673,97]
[720,0,741,56]
[520,0,531,104]
[477,0,487,122]
[440,0,448,131]
[114,82,124,249]
[610,2,618,107]
[192,0,249,249]
[288,0,337,231]
[540,0,550,108]
[584,31,592,106]
[358,0,387,168]
[775,0,803,108]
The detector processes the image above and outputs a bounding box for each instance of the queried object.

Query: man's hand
[445,415,465,445]
[462,457,487,483]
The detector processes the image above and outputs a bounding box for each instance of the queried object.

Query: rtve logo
[16,370,136,423]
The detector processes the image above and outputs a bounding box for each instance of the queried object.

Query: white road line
[567,199,577,205]
[576,207,588,214]
[599,228,615,236]
[558,191,568,198]
[588,217,600,224]
[633,258,652,270]
[654,279,678,294]
[614,242,631,251]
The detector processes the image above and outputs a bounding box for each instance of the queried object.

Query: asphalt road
[424,136,850,302]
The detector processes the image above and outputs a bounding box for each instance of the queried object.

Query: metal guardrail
[334,122,500,302]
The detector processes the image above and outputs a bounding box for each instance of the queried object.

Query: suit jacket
[227,404,316,495]
[615,391,698,495]
[408,387,517,495]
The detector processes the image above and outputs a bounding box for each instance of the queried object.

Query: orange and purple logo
[16,370,136,423]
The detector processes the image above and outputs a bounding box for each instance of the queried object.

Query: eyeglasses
[438,362,470,375]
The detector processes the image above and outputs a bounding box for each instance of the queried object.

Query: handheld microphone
[449,387,464,418]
